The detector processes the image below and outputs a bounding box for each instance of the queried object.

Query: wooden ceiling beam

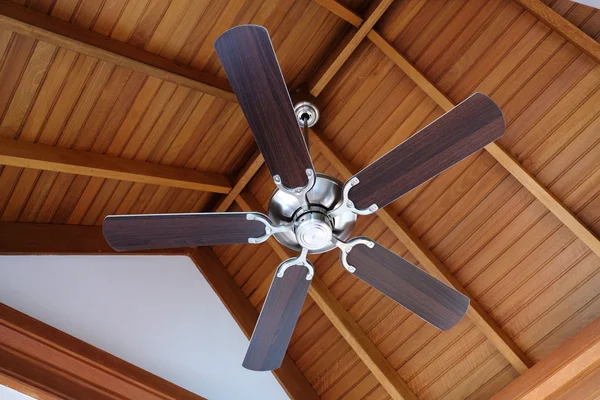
[0,0,236,102]
[309,0,394,96]
[512,0,600,64]
[189,247,320,400]
[309,129,533,374]
[0,303,205,400]
[0,138,232,194]
[492,317,600,399]
[235,191,417,400]
[214,151,264,212]
[0,222,187,255]
[311,0,600,262]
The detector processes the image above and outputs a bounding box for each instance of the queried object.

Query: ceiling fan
[103,25,505,372]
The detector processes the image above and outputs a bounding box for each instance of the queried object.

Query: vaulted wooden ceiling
[0,0,599,399]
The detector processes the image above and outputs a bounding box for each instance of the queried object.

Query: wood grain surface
[103,212,267,251]
[215,25,315,190]
[346,238,470,331]
[348,93,504,210]
[243,263,311,371]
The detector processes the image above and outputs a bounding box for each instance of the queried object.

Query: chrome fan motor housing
[268,173,357,253]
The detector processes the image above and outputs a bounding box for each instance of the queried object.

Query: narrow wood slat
[308,128,533,373]
[513,0,600,64]
[0,138,232,194]
[0,303,205,400]
[0,0,236,102]
[0,222,187,255]
[492,318,600,399]
[309,0,394,96]
[189,247,320,400]
[235,190,417,400]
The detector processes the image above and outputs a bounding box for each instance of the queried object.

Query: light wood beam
[309,0,394,96]
[214,151,264,212]
[0,222,187,255]
[309,129,533,373]
[492,318,600,399]
[314,0,363,27]
[311,0,600,267]
[512,0,600,64]
[189,247,320,400]
[0,303,205,400]
[235,191,417,400]
[369,34,600,260]
[0,0,236,102]
[0,138,232,194]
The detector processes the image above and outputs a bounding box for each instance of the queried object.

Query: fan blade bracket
[276,247,314,280]
[273,168,316,202]
[246,213,293,244]
[332,236,375,273]
[329,177,379,218]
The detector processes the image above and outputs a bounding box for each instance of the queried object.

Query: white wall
[0,255,289,400]
[572,0,599,8]
[0,386,33,400]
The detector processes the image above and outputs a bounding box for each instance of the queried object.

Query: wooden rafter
[0,0,236,102]
[189,247,320,400]
[492,317,600,399]
[0,138,232,194]
[309,129,533,373]
[0,303,205,400]
[0,222,187,255]
[312,0,600,260]
[513,0,600,64]
[214,151,264,212]
[234,191,417,400]
[308,0,394,96]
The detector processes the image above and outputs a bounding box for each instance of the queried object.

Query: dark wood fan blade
[103,212,268,251]
[215,25,314,190]
[243,264,311,371]
[344,238,469,330]
[347,93,504,211]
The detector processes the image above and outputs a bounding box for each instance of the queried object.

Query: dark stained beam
[0,222,187,255]
[0,303,206,400]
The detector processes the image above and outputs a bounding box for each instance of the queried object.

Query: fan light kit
[103,25,506,372]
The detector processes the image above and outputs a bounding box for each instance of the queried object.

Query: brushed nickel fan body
[268,173,357,254]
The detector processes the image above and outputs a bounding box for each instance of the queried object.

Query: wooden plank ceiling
[1,0,600,399]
